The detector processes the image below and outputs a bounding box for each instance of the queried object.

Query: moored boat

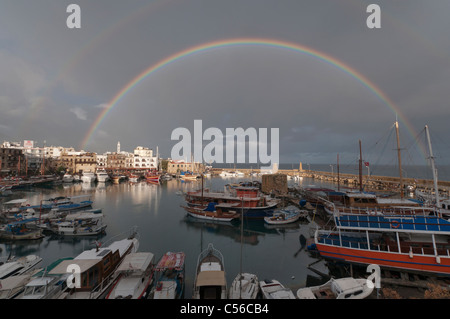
[182,203,240,222]
[145,172,160,184]
[259,279,295,299]
[229,273,260,299]
[313,228,450,276]
[50,212,106,236]
[96,169,110,183]
[106,252,155,299]
[48,227,140,299]
[62,174,74,183]
[193,243,227,299]
[0,255,43,280]
[264,205,305,225]
[151,252,186,299]
[0,219,44,240]
[296,277,373,299]
[185,186,279,219]
[81,171,96,183]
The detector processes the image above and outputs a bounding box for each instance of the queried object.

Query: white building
[131,146,158,169]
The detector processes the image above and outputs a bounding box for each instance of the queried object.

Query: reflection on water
[0,176,324,298]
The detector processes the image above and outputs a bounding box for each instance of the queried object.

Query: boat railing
[316,230,449,258]
[197,243,224,269]
[97,226,139,248]
[334,213,450,234]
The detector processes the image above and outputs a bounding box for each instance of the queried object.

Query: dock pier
[211,168,450,195]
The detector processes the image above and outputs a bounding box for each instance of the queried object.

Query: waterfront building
[0,147,25,175]
[167,160,204,174]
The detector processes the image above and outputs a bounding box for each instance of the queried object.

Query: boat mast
[337,153,340,192]
[240,196,244,299]
[359,140,363,192]
[394,121,404,199]
[425,125,440,209]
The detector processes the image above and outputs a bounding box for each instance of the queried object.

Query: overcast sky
[1,0,450,169]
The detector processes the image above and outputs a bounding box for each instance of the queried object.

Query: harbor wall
[212,168,450,193]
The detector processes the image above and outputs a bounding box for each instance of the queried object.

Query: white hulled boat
[48,227,139,299]
[259,279,295,299]
[81,171,97,183]
[96,169,110,183]
[105,252,155,299]
[193,243,227,299]
[296,277,373,299]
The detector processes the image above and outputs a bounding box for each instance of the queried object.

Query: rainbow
[80,37,421,154]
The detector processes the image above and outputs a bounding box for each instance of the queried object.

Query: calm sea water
[0,177,327,298]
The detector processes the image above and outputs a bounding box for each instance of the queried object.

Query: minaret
[117,141,121,153]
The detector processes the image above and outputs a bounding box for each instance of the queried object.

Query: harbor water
[0,176,327,299]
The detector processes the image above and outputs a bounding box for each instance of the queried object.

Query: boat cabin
[49,238,135,293]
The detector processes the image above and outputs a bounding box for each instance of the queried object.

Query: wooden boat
[259,279,295,299]
[106,252,155,299]
[151,252,186,299]
[193,243,227,299]
[182,203,240,222]
[264,206,305,225]
[296,277,373,299]
[48,227,139,299]
[0,255,42,280]
[229,273,260,299]
[185,186,279,219]
[145,171,160,184]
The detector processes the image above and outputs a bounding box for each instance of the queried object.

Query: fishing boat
[50,212,107,236]
[264,205,305,225]
[0,219,44,240]
[48,227,139,299]
[151,252,186,299]
[182,203,240,222]
[185,186,279,219]
[229,273,260,299]
[81,171,96,183]
[0,255,43,280]
[145,171,160,184]
[105,252,155,299]
[296,277,373,299]
[193,243,227,299]
[259,279,295,299]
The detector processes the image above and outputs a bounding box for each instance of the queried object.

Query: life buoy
[391,220,400,229]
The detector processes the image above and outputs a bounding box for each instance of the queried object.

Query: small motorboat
[259,279,295,299]
[296,277,373,299]
[229,272,260,299]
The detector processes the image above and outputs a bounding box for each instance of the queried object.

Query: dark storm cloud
[0,0,449,166]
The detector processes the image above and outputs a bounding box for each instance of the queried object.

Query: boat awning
[196,271,226,287]
[116,252,154,272]
[48,259,99,275]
